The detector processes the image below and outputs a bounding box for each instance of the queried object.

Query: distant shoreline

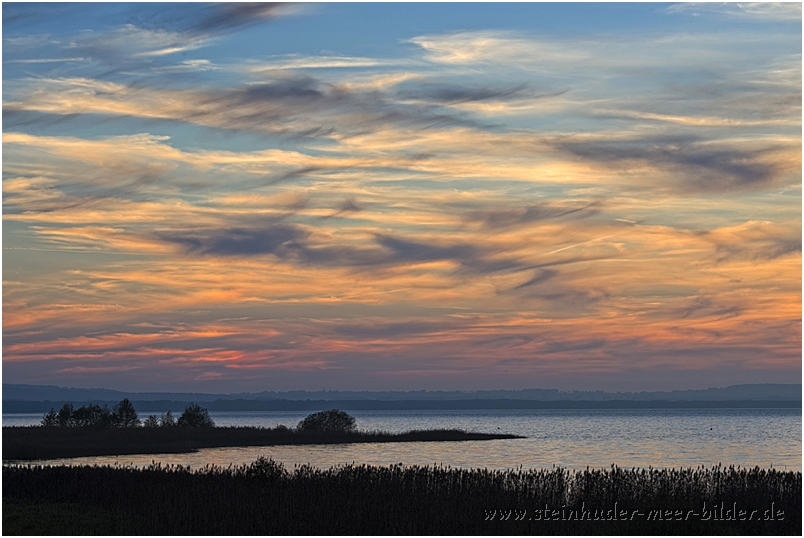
[3,399,801,414]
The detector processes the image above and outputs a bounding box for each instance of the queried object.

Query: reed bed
[3,459,800,535]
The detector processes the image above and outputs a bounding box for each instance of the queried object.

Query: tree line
[40,400,215,428]
[39,405,358,433]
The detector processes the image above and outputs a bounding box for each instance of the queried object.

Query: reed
[3,460,800,535]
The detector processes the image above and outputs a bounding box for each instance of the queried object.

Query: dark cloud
[540,339,607,354]
[699,223,802,262]
[376,235,478,264]
[375,235,522,275]
[155,222,526,277]
[9,67,523,138]
[323,198,364,219]
[109,74,481,139]
[190,3,285,35]
[157,223,309,257]
[266,166,328,185]
[474,335,534,348]
[129,2,286,37]
[237,76,328,102]
[396,83,529,104]
[551,135,792,193]
[715,235,801,261]
[677,297,742,320]
[464,202,598,229]
[47,3,288,78]
[514,269,558,290]
[335,321,449,339]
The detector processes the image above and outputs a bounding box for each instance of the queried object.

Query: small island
[3,402,523,461]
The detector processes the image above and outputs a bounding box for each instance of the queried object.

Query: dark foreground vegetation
[3,426,522,461]
[3,460,800,535]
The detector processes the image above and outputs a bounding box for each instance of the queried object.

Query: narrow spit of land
[2,426,524,461]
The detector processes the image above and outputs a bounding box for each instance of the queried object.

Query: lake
[4,408,800,471]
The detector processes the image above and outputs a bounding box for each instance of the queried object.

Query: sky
[2,2,801,394]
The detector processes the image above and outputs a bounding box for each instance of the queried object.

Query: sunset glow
[3,2,801,392]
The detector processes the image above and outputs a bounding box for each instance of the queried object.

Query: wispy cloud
[69,24,211,60]
[666,3,802,21]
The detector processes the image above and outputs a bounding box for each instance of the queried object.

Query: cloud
[5,57,88,64]
[323,198,364,219]
[4,73,504,138]
[676,296,743,320]
[700,220,802,261]
[155,223,521,276]
[246,55,405,72]
[549,134,800,193]
[666,3,802,21]
[41,3,295,73]
[68,24,211,61]
[395,82,529,105]
[157,224,309,257]
[462,202,599,230]
[334,320,451,339]
[410,31,587,66]
[187,2,288,34]
[514,269,559,290]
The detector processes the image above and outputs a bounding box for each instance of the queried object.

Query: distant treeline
[3,383,801,404]
[4,398,801,413]
[3,461,800,534]
[38,400,214,429]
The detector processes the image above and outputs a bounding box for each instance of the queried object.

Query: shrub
[296,409,356,433]
[177,403,215,427]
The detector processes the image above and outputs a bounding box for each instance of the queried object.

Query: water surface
[5,408,800,471]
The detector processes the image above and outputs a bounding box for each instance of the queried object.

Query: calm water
[4,408,801,471]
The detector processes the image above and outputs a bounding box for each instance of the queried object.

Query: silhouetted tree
[159,410,176,427]
[40,400,139,427]
[297,409,356,433]
[143,415,160,428]
[177,403,215,427]
[40,408,58,427]
[57,403,75,427]
[72,403,113,427]
[113,398,140,428]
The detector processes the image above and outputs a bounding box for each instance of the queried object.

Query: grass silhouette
[4,460,800,534]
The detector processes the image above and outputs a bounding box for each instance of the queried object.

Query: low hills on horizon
[3,382,802,403]
[2,383,800,414]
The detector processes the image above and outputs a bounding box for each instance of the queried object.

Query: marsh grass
[2,497,135,535]
[3,460,800,535]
